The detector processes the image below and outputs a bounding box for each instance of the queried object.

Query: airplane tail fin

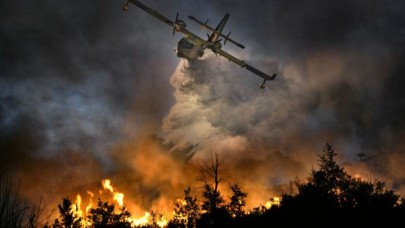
[188,14,245,48]
[208,13,229,42]
[214,13,229,33]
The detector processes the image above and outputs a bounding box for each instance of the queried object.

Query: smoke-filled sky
[1,0,405,214]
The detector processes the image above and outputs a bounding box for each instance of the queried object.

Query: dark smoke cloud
[1,0,405,212]
[159,0,405,190]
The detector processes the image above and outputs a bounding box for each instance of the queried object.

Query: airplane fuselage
[176,37,204,59]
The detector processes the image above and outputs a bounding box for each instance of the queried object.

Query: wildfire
[72,194,84,218]
[66,179,169,227]
[66,178,276,227]
[102,179,124,207]
[85,191,94,213]
[354,173,365,181]
[264,197,281,209]
[129,212,150,226]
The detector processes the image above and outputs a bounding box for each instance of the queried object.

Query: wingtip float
[122,0,277,89]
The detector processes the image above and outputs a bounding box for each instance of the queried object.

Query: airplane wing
[125,0,208,41]
[126,0,174,27]
[213,48,276,81]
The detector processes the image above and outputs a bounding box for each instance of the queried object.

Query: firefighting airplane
[122,0,277,89]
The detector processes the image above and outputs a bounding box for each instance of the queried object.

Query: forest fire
[66,177,281,227]
[102,179,124,207]
[71,179,169,227]
[264,197,281,209]
[2,143,405,227]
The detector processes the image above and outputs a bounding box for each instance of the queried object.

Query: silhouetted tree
[277,142,404,226]
[227,184,247,219]
[196,153,230,227]
[87,198,131,228]
[53,197,82,228]
[0,173,46,228]
[170,187,200,228]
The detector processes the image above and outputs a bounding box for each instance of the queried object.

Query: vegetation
[0,173,46,228]
[170,187,200,228]
[52,197,82,228]
[274,143,404,227]
[4,143,405,227]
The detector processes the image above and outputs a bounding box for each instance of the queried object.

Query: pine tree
[172,187,200,228]
[87,198,131,228]
[228,184,247,218]
[53,197,82,228]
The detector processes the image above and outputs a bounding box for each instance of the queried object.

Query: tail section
[188,13,245,48]
[208,13,229,42]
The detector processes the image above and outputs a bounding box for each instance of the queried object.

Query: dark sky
[1,0,405,211]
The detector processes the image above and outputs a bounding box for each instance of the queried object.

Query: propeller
[214,39,222,44]
[172,12,179,35]
[224,32,231,45]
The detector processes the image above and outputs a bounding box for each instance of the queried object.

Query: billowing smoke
[1,0,405,218]
[158,47,405,195]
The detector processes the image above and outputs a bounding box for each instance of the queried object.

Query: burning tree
[196,153,231,227]
[170,187,200,228]
[227,184,247,219]
[86,198,131,228]
[53,197,82,228]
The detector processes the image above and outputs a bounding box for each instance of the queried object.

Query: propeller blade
[214,39,222,44]
[173,12,179,35]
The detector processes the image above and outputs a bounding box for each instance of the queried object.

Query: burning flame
[72,194,84,218]
[102,179,124,207]
[85,191,94,213]
[70,178,169,227]
[129,212,150,227]
[264,197,281,209]
[66,178,275,227]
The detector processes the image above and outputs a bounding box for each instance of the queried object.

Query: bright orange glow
[129,212,150,227]
[156,218,169,228]
[73,194,84,218]
[264,197,281,209]
[66,178,172,227]
[127,212,168,228]
[354,173,366,181]
[66,176,284,227]
[102,179,124,207]
[85,191,94,213]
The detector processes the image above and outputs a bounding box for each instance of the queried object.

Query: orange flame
[85,191,94,213]
[102,179,124,207]
[129,212,150,227]
[68,178,170,227]
[264,197,281,209]
[72,194,84,218]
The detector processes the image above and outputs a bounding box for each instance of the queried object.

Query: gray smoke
[1,0,405,210]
